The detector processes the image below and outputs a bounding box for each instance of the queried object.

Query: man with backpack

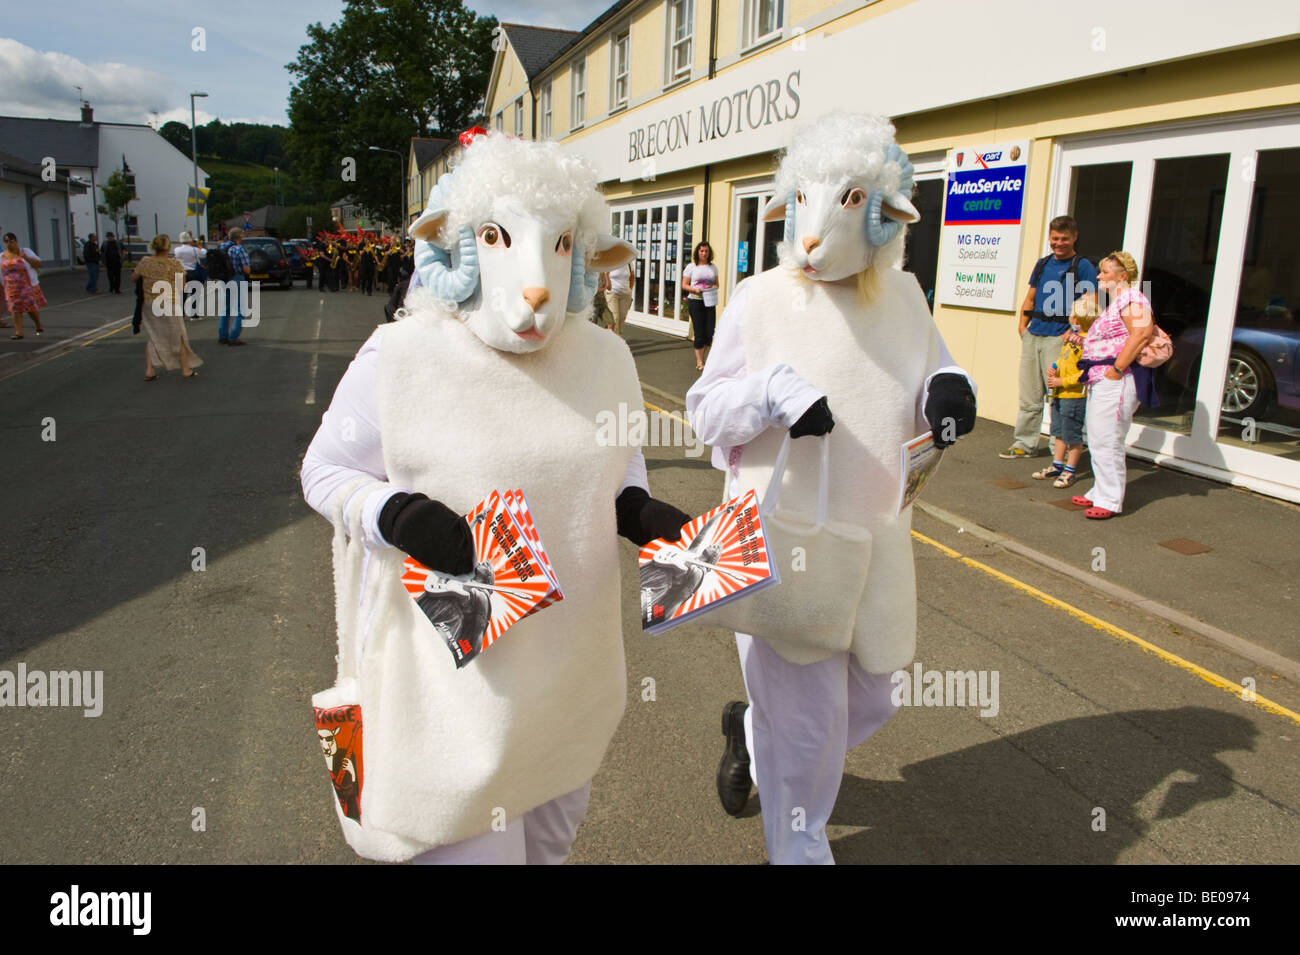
[209,227,251,345]
[1001,215,1098,459]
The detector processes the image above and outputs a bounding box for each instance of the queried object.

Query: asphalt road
[1,285,1296,864]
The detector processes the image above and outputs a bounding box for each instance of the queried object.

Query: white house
[0,149,85,266]
[0,104,209,254]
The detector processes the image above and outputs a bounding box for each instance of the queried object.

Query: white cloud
[0,37,175,122]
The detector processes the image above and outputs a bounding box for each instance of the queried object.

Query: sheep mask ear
[762,192,796,246]
[866,144,920,247]
[566,234,637,313]
[410,176,480,304]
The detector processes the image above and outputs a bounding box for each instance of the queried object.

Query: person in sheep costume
[301,129,690,865]
[686,112,977,865]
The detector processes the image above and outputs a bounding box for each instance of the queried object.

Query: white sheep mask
[409,132,635,354]
[762,112,920,283]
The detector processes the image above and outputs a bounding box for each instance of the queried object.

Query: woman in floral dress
[2,233,46,339]
[134,234,201,380]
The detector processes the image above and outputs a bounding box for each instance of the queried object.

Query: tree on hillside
[285,0,496,228]
[159,121,191,158]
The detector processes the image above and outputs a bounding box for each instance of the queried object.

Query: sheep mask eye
[461,201,579,354]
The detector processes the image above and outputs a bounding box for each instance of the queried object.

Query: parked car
[1167,308,1299,421]
[282,239,315,287]
[240,236,293,289]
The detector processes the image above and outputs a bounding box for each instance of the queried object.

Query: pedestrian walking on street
[173,231,205,317]
[683,241,718,370]
[2,233,46,338]
[134,233,200,380]
[1002,216,1098,459]
[219,227,251,346]
[1073,251,1153,519]
[103,233,123,293]
[83,234,101,293]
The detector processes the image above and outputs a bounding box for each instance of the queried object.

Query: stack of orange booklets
[400,490,562,668]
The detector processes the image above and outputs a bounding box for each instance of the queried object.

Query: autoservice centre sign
[935,141,1029,312]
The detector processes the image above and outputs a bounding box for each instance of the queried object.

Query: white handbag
[704,434,872,657]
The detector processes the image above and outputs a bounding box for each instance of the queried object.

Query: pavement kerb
[632,379,1300,685]
[914,499,1300,684]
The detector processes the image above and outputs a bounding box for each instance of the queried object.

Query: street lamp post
[368,146,405,237]
[190,92,208,238]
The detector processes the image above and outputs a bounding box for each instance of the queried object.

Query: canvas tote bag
[310,479,427,861]
[705,435,872,654]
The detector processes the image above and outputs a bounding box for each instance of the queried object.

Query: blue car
[1168,306,1300,420]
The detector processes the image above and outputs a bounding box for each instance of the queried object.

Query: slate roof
[0,149,86,190]
[501,24,581,79]
[411,137,452,169]
[0,116,100,169]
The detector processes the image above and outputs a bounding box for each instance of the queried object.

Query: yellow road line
[911,529,1300,727]
[0,320,130,380]
[643,400,693,431]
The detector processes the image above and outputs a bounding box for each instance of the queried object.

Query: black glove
[789,396,834,438]
[615,486,691,547]
[924,373,977,449]
[377,492,475,576]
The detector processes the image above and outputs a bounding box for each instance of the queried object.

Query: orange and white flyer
[400,491,556,668]
[503,489,563,616]
[639,489,778,635]
[313,703,363,824]
[898,431,945,514]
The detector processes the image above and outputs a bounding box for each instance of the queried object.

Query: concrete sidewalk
[0,267,135,363]
[622,321,1300,677]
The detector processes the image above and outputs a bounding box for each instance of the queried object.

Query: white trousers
[1082,374,1138,512]
[410,781,592,865]
[737,633,900,865]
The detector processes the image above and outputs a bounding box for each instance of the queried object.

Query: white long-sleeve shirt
[301,332,650,548]
[686,280,972,472]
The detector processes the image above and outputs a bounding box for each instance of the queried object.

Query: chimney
[80,102,94,124]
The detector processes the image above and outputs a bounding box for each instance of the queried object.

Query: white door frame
[611,189,694,337]
[1051,110,1300,501]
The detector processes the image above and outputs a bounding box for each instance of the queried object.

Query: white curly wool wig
[773,112,906,203]
[437,132,609,255]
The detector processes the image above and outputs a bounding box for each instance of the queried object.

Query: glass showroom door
[611,192,694,336]
[730,183,786,295]
[1053,111,1300,500]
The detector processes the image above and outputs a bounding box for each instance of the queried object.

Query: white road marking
[305,303,323,405]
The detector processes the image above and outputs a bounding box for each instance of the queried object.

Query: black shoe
[717,701,752,816]
[227,339,246,347]
[218,338,229,344]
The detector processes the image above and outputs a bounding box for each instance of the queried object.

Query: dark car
[239,236,293,289]
[282,240,315,288]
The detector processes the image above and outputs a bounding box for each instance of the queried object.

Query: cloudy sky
[1,0,610,129]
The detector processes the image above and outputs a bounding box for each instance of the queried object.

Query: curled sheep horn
[761,191,793,236]
[866,143,921,247]
[409,174,481,303]
[415,227,480,304]
[565,234,598,314]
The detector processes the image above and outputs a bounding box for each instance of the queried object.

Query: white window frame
[1049,110,1300,502]
[540,81,553,139]
[513,96,524,137]
[493,110,503,131]
[570,59,587,130]
[664,0,695,87]
[740,0,784,53]
[611,28,631,113]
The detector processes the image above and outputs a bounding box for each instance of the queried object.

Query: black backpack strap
[1028,254,1051,289]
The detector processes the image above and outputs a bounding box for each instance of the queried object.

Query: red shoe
[1070,495,1091,507]
[1084,506,1116,519]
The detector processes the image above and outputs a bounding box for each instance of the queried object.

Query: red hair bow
[459,126,488,147]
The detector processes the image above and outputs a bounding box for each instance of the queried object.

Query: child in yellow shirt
[1033,294,1097,488]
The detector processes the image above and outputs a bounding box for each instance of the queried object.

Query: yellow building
[479,0,1300,502]
[407,137,455,231]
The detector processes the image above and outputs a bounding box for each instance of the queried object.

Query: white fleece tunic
[689,265,959,674]
[303,298,641,855]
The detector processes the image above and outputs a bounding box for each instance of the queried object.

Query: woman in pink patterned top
[1073,251,1154,519]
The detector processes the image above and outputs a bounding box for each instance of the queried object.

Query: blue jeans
[218,278,246,341]
[85,262,99,291]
